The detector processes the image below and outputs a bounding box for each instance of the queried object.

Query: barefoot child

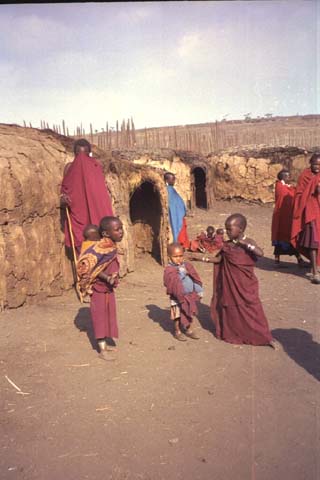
[164,242,203,341]
[209,213,277,348]
[80,224,100,253]
[77,216,123,360]
[190,226,216,253]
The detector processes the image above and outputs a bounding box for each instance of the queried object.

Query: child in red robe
[77,216,123,361]
[271,169,305,265]
[190,226,224,254]
[208,213,277,348]
[214,228,225,249]
[291,153,320,284]
[164,243,203,341]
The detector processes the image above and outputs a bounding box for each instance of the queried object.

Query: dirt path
[1,201,319,480]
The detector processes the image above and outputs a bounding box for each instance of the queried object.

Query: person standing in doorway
[164,172,190,249]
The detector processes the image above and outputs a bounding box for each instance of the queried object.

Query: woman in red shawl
[291,153,320,284]
[60,139,113,254]
[271,169,305,265]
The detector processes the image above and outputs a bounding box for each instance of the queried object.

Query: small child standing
[77,216,123,361]
[80,224,101,253]
[164,242,203,341]
[210,213,277,348]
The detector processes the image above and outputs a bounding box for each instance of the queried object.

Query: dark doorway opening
[193,167,207,209]
[129,181,162,263]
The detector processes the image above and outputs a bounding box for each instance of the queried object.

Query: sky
[0,1,319,132]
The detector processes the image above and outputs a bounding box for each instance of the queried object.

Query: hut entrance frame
[191,166,208,209]
[129,180,163,264]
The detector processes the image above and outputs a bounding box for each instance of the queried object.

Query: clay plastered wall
[130,154,191,208]
[0,125,74,308]
[208,148,310,203]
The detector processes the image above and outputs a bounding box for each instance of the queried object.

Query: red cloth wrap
[190,233,223,253]
[177,217,190,249]
[271,181,295,243]
[211,243,272,345]
[61,152,113,248]
[90,257,119,339]
[291,168,320,264]
[163,262,202,327]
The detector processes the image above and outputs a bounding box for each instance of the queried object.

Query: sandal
[185,330,200,340]
[174,332,187,342]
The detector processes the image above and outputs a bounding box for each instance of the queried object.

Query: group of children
[76,212,277,361]
[189,225,224,254]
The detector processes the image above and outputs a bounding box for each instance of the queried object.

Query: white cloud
[117,5,153,24]
[177,33,202,58]
[0,14,72,57]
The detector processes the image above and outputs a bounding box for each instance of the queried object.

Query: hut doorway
[192,167,207,209]
[129,181,162,263]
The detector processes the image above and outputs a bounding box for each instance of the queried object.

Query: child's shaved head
[167,242,183,256]
[225,213,247,231]
[83,224,99,240]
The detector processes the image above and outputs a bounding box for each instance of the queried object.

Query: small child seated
[80,224,101,253]
[213,228,225,249]
[163,242,203,341]
[190,225,223,253]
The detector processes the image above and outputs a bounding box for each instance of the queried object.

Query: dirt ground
[1,201,319,480]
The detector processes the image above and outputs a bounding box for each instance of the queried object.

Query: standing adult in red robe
[271,169,305,265]
[291,153,320,284]
[60,139,113,254]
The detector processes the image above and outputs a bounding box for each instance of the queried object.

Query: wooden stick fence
[20,115,320,154]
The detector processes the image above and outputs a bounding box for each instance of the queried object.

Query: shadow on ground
[256,256,310,279]
[146,302,215,338]
[197,302,215,335]
[74,307,98,351]
[273,328,320,382]
[145,304,173,337]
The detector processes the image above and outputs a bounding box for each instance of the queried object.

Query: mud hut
[208,146,312,203]
[113,148,214,212]
[0,125,170,309]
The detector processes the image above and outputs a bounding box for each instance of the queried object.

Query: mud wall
[208,147,311,203]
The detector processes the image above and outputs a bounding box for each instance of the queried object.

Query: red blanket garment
[61,152,113,248]
[163,262,202,327]
[211,243,272,345]
[291,168,320,264]
[90,257,119,339]
[271,181,295,243]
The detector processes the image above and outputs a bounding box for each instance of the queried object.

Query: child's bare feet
[98,340,116,361]
[185,329,200,340]
[173,331,187,341]
[268,339,281,350]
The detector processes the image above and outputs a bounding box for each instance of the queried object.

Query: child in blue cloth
[177,263,204,297]
[163,243,203,341]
